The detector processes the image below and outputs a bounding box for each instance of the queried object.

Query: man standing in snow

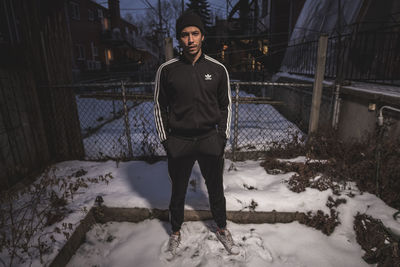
[153,11,238,256]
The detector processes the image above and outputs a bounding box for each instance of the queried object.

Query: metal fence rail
[284,26,400,85]
[62,81,313,161]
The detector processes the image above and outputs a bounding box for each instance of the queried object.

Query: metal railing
[283,26,400,85]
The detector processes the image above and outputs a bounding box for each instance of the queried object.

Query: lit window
[70,2,80,20]
[262,45,268,55]
[106,49,113,61]
[102,18,110,30]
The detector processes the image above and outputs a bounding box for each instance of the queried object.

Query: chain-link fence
[74,81,156,160]
[270,79,335,133]
[228,82,312,160]
[63,81,313,161]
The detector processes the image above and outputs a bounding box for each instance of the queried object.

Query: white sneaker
[167,232,181,255]
[216,228,240,255]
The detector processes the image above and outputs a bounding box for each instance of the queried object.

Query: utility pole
[157,0,173,62]
[165,37,173,61]
[142,0,165,62]
[226,0,229,19]
[226,0,234,19]
[182,0,184,14]
[157,0,164,63]
[158,0,162,34]
[336,0,342,81]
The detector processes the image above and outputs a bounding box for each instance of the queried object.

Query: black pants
[167,132,227,232]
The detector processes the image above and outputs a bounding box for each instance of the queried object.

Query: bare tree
[124,0,182,37]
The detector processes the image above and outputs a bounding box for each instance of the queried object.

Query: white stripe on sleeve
[153,58,178,142]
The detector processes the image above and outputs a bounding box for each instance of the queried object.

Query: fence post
[308,34,328,134]
[112,87,116,118]
[164,37,174,61]
[121,80,134,158]
[233,83,240,161]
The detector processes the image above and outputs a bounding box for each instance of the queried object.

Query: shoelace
[168,234,180,252]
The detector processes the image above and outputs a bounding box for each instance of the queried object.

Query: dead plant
[0,167,113,267]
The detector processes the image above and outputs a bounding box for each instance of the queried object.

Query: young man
[153,11,238,255]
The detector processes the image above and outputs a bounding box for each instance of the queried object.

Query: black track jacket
[154,53,232,142]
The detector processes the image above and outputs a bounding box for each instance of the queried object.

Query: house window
[98,9,103,20]
[75,44,85,60]
[88,9,94,21]
[70,2,80,20]
[91,42,98,59]
[105,48,113,65]
[102,18,110,30]
[106,49,113,61]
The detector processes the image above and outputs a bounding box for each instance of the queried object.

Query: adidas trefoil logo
[205,74,212,80]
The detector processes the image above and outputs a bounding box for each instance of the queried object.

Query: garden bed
[51,207,307,266]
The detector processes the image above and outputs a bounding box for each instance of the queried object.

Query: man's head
[176,11,205,58]
[176,11,205,39]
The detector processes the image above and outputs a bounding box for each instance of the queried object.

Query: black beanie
[175,11,205,39]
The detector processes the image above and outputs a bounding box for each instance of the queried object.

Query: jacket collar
[180,51,205,65]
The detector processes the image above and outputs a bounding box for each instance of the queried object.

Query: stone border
[50,206,306,267]
[50,208,96,267]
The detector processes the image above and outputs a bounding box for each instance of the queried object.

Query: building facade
[67,0,159,81]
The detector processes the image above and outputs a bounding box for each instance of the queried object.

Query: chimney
[108,0,120,29]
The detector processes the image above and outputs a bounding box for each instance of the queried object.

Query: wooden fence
[0,70,49,187]
[0,0,84,188]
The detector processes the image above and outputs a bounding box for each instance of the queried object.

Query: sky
[95,0,230,19]
[94,0,230,44]
[118,0,229,19]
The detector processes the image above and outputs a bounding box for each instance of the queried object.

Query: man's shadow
[124,159,212,235]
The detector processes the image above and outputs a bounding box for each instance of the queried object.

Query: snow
[274,72,335,86]
[275,72,400,99]
[66,220,368,267]
[2,85,398,267]
[2,156,399,267]
[341,82,400,98]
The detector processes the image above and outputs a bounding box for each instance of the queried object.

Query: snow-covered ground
[3,87,397,267]
[67,219,367,267]
[3,157,398,267]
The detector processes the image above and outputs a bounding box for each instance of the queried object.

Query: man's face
[179,26,204,56]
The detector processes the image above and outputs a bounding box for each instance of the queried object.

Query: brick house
[67,0,158,80]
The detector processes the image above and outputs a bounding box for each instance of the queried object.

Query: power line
[120,8,152,11]
[205,31,292,39]
[140,0,158,16]
[139,0,169,29]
